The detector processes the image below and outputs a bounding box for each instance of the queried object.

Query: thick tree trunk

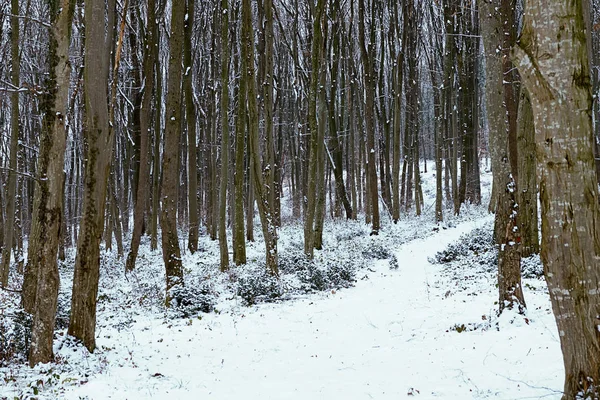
[69,0,115,352]
[515,0,600,395]
[515,89,539,257]
[480,0,525,313]
[23,0,73,366]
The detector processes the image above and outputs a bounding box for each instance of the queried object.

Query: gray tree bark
[515,0,600,395]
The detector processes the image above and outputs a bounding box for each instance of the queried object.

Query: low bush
[0,309,32,365]
[168,282,216,318]
[236,266,283,306]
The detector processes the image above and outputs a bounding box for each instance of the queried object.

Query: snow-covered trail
[65,217,563,400]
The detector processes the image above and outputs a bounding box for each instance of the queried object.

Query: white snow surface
[0,168,564,399]
[65,221,562,400]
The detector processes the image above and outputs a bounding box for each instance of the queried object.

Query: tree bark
[24,0,73,366]
[126,0,156,272]
[515,0,600,395]
[232,9,247,265]
[185,0,199,254]
[304,0,325,258]
[515,89,539,257]
[242,0,278,274]
[160,0,186,304]
[358,0,380,234]
[1,0,21,287]
[219,0,230,271]
[68,0,115,352]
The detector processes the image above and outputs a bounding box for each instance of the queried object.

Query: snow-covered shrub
[168,282,216,317]
[431,225,495,265]
[318,251,359,289]
[236,265,283,306]
[362,241,393,260]
[130,277,164,309]
[278,247,312,275]
[521,254,543,279]
[0,309,31,365]
[296,263,328,292]
[334,221,367,242]
[389,254,399,270]
[326,262,356,288]
[55,292,71,330]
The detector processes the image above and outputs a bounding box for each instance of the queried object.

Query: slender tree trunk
[219,0,230,271]
[392,46,405,222]
[327,0,352,220]
[160,0,186,304]
[185,0,199,254]
[515,0,600,395]
[1,0,21,287]
[126,0,156,271]
[242,0,278,274]
[233,7,247,265]
[304,0,325,258]
[313,67,328,250]
[358,0,380,234]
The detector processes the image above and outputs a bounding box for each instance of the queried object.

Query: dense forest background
[2,0,600,397]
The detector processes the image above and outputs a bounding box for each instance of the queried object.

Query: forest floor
[1,169,564,399]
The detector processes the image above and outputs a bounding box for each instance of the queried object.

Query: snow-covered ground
[0,168,564,399]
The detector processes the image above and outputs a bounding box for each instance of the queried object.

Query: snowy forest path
[65,216,562,400]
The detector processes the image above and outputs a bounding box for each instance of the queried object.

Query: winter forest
[0,0,599,397]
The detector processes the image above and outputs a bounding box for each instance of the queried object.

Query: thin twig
[0,167,42,182]
[0,286,22,293]
[0,12,50,28]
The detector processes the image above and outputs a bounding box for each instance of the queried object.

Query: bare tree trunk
[480,0,525,313]
[516,89,539,257]
[185,0,199,254]
[160,0,186,304]
[1,0,21,287]
[151,39,162,252]
[126,0,156,272]
[358,0,380,235]
[242,0,278,274]
[515,0,600,395]
[304,0,325,258]
[327,0,352,220]
[68,0,115,352]
[218,0,230,271]
[232,4,247,265]
[23,0,73,366]
[392,43,405,222]
[313,67,328,250]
